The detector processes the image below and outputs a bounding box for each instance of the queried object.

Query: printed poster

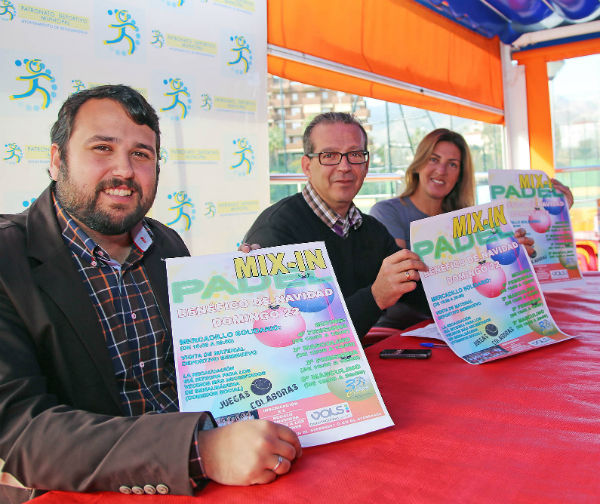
[166,242,393,446]
[411,201,572,364]
[488,169,584,288]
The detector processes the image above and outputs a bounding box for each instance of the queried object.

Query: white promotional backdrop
[0,0,268,254]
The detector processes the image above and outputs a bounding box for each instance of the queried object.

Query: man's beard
[54,162,157,235]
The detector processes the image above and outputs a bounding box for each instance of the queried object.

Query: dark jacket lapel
[25,186,122,411]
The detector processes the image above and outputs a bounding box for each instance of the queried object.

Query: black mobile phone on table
[379,349,431,359]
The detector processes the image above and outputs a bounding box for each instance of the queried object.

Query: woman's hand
[551,178,574,209]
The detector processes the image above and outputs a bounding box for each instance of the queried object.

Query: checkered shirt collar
[52,192,153,267]
[302,182,362,237]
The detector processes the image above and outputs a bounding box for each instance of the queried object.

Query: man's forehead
[75,98,126,118]
[311,122,365,148]
[71,98,156,144]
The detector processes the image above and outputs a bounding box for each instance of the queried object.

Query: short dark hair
[50,84,161,169]
[303,112,368,155]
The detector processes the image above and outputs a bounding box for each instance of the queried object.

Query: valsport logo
[306,402,352,427]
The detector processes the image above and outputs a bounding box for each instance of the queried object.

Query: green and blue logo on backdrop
[10,58,57,111]
[167,190,196,231]
[3,143,23,163]
[227,35,252,74]
[0,1,16,21]
[151,30,165,48]
[160,78,192,120]
[230,137,254,175]
[104,9,140,56]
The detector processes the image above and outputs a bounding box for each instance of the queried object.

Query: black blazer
[0,186,210,502]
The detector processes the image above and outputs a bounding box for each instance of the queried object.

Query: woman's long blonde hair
[399,128,475,212]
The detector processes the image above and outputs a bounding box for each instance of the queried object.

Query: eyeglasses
[306,150,369,166]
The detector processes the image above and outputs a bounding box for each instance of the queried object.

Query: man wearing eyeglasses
[243,112,428,339]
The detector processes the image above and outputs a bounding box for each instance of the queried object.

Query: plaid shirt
[302,181,363,237]
[53,195,210,485]
[55,197,178,415]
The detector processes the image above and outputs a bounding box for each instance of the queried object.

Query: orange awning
[267,0,504,124]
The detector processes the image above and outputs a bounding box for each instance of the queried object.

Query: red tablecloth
[31,273,600,504]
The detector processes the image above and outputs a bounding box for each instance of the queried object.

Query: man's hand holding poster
[411,202,572,364]
[166,242,392,446]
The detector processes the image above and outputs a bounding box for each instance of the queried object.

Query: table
[32,272,600,504]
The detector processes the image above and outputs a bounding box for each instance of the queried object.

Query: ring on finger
[272,455,283,472]
[405,270,411,280]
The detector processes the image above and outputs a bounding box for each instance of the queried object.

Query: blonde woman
[371,128,572,249]
[369,128,572,329]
